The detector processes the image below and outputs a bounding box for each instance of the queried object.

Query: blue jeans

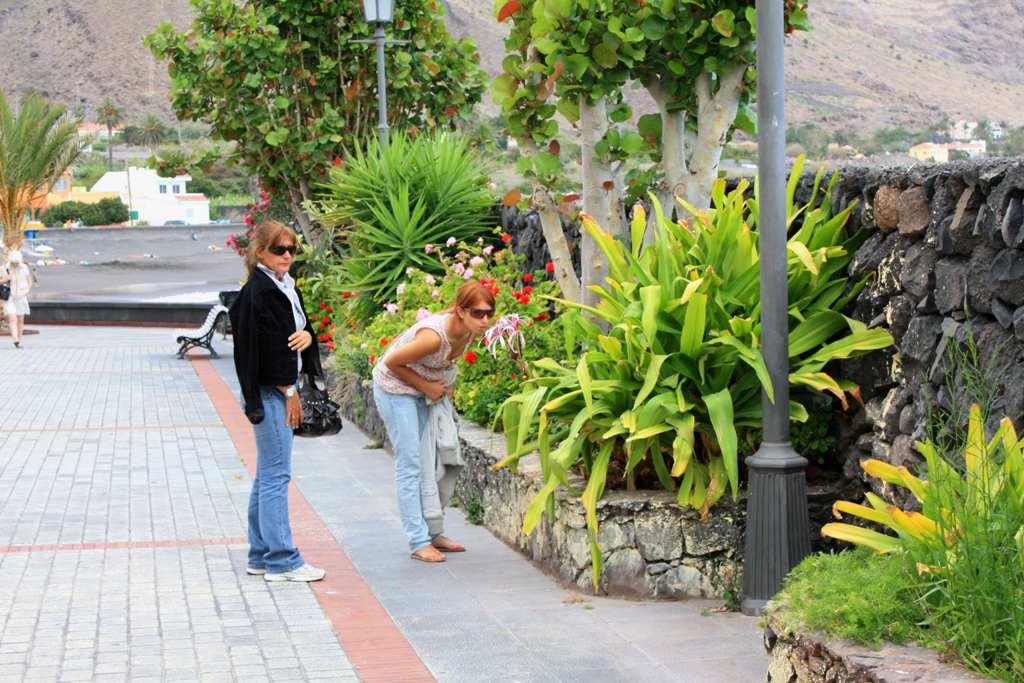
[373,384,431,552]
[247,386,303,573]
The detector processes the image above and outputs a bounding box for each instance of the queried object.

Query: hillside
[3,0,1023,133]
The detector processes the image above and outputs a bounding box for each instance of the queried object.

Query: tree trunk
[579,94,613,308]
[531,188,581,303]
[648,80,688,224]
[684,65,747,209]
[106,124,114,170]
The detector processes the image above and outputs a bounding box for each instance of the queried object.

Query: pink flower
[452,262,466,276]
[384,303,398,315]
[470,256,484,266]
[482,245,494,256]
[463,268,474,279]
[484,314,526,358]
[416,308,432,322]
[446,236,457,247]
[396,283,406,296]
[424,244,434,253]
[431,289,441,299]
[425,274,436,285]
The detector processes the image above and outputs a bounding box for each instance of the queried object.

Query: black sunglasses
[267,244,297,256]
[465,307,494,320]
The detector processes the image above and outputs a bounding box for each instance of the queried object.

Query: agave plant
[311,131,494,306]
[498,162,895,587]
[823,404,1024,569]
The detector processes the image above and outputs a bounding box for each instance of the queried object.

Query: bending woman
[230,219,325,582]
[372,280,494,562]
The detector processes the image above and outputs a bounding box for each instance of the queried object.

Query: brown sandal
[431,536,466,553]
[411,546,446,563]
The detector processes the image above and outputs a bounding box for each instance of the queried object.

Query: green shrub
[311,131,494,307]
[44,197,129,226]
[822,405,1024,680]
[497,161,894,587]
[774,550,928,646]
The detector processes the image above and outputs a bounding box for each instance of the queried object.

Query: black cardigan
[229,267,323,424]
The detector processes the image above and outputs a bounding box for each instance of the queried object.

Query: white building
[949,120,978,141]
[91,167,211,226]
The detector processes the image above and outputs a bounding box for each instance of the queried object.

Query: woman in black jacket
[229,219,325,583]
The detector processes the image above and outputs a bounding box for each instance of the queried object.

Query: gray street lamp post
[741,0,811,616]
[358,0,402,146]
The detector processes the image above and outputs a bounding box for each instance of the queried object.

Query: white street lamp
[362,0,394,24]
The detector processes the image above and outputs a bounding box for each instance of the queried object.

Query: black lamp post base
[741,442,811,616]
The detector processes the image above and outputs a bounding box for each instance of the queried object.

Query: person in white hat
[1,249,32,348]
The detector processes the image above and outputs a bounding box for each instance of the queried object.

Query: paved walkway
[0,326,766,682]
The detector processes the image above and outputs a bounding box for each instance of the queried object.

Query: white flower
[446,236,457,247]
[469,256,484,266]
[482,245,494,256]
[425,274,436,285]
[431,289,441,299]
[452,262,466,275]
[483,314,526,358]
[384,303,398,315]
[396,283,406,296]
[424,244,434,253]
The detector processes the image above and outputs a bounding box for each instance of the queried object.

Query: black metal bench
[176,304,229,358]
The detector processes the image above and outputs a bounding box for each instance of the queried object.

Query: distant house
[908,140,987,163]
[45,170,121,208]
[77,122,123,140]
[990,123,1004,140]
[909,142,949,163]
[90,167,211,226]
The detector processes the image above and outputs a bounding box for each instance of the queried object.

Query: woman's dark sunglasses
[268,244,297,256]
[465,307,494,320]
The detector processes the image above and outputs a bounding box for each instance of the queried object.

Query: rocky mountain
[3,0,1023,133]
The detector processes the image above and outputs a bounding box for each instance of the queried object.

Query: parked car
[163,219,187,226]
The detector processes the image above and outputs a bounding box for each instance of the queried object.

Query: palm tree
[0,91,83,248]
[139,114,168,154]
[96,98,123,169]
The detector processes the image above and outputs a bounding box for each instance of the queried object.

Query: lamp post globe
[362,0,394,23]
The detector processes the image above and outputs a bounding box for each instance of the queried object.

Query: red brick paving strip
[190,356,435,683]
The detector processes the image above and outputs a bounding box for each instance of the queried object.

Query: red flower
[490,286,500,296]
[325,305,333,313]
[318,302,326,310]
[321,315,330,324]
[510,374,517,381]
[522,273,534,283]
[500,233,512,243]
[520,294,531,304]
[523,285,533,294]
[545,261,555,273]
[326,341,335,351]
[380,336,389,346]
[368,354,376,364]
[342,291,351,299]
[534,312,549,322]
[464,350,478,364]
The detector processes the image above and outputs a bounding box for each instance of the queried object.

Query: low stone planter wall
[327,369,745,599]
[764,609,996,682]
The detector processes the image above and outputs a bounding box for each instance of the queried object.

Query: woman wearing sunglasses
[229,219,326,582]
[372,279,495,562]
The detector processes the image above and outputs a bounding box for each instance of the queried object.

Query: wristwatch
[284,386,296,398]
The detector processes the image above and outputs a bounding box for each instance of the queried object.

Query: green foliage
[0,90,84,246]
[491,0,808,189]
[73,162,109,190]
[146,0,486,220]
[775,550,928,646]
[820,403,1024,680]
[44,197,130,226]
[311,132,495,305]
[790,395,838,465]
[498,160,893,588]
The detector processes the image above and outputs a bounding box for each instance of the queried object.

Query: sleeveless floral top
[372,313,466,396]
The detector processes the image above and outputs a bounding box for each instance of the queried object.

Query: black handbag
[0,282,8,301]
[294,373,343,437]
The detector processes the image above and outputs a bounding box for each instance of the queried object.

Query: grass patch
[774,550,929,647]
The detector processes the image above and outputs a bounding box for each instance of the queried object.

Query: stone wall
[819,160,1024,504]
[327,369,745,600]
[764,610,996,682]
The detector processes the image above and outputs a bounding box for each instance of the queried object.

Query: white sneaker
[246,566,266,575]
[264,563,326,582]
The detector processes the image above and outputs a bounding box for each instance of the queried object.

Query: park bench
[176,304,229,358]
